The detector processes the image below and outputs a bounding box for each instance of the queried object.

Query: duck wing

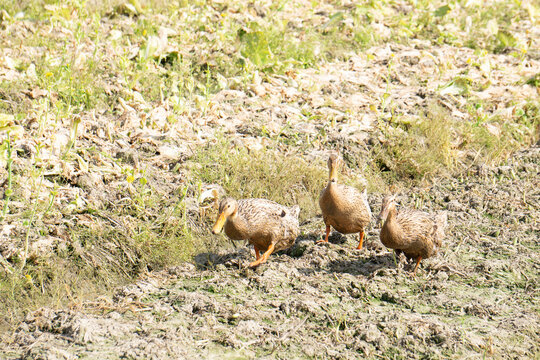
[237,199,296,228]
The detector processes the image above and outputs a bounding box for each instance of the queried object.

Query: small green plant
[238,23,273,69]
[20,161,44,271]
[62,115,81,159]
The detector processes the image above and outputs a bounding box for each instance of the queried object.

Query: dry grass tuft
[192,139,327,220]
[373,102,539,181]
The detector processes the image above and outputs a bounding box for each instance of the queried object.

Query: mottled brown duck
[319,152,371,249]
[377,194,447,275]
[212,197,300,267]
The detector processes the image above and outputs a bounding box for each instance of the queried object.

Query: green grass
[0,180,206,326]
[372,102,539,181]
[192,138,326,220]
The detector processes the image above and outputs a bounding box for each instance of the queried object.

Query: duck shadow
[325,252,397,276]
[194,234,401,277]
[194,247,252,270]
[194,234,318,270]
[313,231,349,245]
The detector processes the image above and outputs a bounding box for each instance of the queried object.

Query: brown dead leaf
[22,88,49,99]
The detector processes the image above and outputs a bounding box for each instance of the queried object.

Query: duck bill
[212,212,227,234]
[329,166,338,182]
[377,205,394,228]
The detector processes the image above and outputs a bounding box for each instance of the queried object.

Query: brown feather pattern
[379,198,447,260]
[221,198,300,253]
[319,182,371,234]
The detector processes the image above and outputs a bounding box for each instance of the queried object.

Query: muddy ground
[2,145,538,359]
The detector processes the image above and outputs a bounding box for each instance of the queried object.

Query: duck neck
[327,179,338,192]
[383,207,400,238]
[225,212,249,240]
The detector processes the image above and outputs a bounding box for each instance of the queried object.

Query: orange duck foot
[248,243,275,268]
[411,256,422,276]
[316,225,331,244]
[356,231,365,250]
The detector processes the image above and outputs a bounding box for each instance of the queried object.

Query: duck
[319,151,371,249]
[212,197,300,267]
[377,194,447,275]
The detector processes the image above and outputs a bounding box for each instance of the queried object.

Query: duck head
[212,197,238,234]
[327,152,343,183]
[377,194,397,227]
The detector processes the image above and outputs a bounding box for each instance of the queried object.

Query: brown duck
[212,197,300,267]
[377,194,447,275]
[319,152,372,249]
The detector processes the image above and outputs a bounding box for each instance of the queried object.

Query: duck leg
[356,230,365,250]
[316,224,331,244]
[249,243,275,268]
[412,256,422,276]
[254,245,261,260]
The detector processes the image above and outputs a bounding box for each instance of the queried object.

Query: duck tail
[291,205,300,218]
[433,211,448,247]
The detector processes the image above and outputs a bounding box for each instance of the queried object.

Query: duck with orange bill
[212,197,300,268]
